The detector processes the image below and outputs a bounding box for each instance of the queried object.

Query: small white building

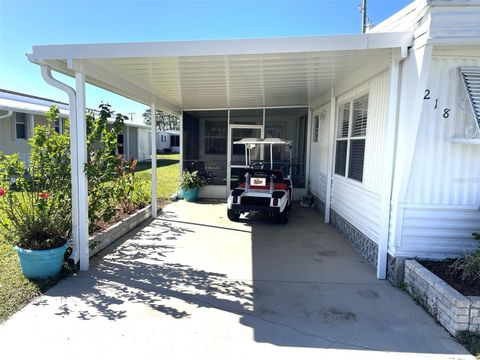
[27,0,480,280]
[0,89,152,163]
[156,130,180,153]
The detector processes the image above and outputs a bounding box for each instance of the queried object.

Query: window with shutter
[334,94,368,182]
[335,140,348,176]
[348,139,365,182]
[460,67,480,132]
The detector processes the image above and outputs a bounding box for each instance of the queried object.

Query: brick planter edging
[405,259,480,335]
[89,205,152,257]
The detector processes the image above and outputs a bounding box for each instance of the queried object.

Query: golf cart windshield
[233,138,292,178]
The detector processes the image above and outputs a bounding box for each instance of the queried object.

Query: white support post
[151,103,157,218]
[377,51,401,279]
[325,88,336,223]
[305,109,312,194]
[179,113,183,174]
[74,61,89,272]
[70,110,80,265]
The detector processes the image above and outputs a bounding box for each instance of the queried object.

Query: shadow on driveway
[4,200,472,359]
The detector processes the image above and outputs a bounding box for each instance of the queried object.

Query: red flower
[0,188,6,196]
[39,192,49,199]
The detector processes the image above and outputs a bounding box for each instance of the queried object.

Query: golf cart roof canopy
[233,138,292,145]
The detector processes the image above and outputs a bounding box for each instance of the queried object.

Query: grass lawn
[135,153,180,199]
[0,153,180,323]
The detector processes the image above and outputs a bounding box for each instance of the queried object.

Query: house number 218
[424,89,450,118]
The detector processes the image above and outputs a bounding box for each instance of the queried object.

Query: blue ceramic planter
[181,187,199,202]
[14,242,69,279]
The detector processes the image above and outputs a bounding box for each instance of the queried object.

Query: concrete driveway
[0,201,473,359]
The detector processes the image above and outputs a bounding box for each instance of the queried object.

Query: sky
[0,0,412,124]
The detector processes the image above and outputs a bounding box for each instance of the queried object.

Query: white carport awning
[28,32,412,113]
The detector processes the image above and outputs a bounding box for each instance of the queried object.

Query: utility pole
[129,112,135,122]
[361,0,367,33]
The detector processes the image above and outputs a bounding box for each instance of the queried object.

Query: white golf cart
[226,138,293,224]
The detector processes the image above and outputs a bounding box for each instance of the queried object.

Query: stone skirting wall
[330,210,378,267]
[405,260,480,336]
[387,254,406,286]
[89,205,152,257]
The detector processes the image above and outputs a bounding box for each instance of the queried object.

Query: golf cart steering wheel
[250,160,265,169]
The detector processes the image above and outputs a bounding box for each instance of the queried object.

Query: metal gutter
[38,64,80,265]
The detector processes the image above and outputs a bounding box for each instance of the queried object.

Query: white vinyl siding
[309,103,330,200]
[329,69,390,245]
[331,177,382,243]
[405,55,480,206]
[391,50,480,259]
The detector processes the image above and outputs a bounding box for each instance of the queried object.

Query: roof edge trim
[30,32,413,61]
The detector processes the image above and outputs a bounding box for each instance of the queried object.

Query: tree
[143,109,179,131]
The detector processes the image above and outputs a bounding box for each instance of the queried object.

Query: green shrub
[85,104,129,230]
[450,233,480,281]
[130,178,151,209]
[179,170,206,190]
[0,107,71,249]
[0,104,151,245]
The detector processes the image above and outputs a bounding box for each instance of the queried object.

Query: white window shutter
[460,67,480,130]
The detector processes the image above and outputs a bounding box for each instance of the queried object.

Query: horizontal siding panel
[310,171,327,201]
[331,177,381,243]
[430,7,480,43]
[396,206,480,258]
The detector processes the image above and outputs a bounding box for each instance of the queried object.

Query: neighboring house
[156,130,180,153]
[0,89,152,163]
[29,0,480,280]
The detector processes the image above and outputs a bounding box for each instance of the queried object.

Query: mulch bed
[92,198,168,234]
[420,259,480,297]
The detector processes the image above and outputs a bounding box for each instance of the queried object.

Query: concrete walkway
[0,201,473,359]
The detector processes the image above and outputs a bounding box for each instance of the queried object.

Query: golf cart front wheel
[277,207,289,224]
[227,209,240,222]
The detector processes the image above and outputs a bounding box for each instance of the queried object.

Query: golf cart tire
[277,207,289,224]
[227,209,240,222]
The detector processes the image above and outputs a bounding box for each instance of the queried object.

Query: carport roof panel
[29,32,412,111]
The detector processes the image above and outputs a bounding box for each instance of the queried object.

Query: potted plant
[0,111,71,279]
[179,170,206,202]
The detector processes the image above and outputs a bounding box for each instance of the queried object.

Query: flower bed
[89,205,152,257]
[404,260,480,336]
